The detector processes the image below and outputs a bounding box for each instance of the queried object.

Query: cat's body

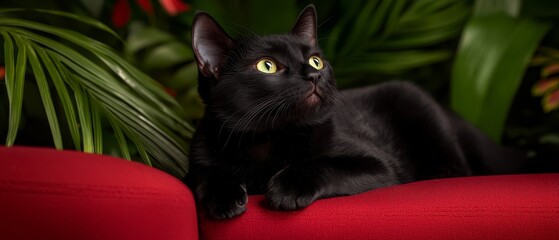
[186,5,524,219]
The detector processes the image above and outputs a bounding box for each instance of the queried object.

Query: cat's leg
[187,166,248,219]
[266,156,398,210]
[186,121,249,219]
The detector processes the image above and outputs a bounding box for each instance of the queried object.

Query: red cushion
[2,146,558,240]
[0,146,198,240]
[200,174,559,240]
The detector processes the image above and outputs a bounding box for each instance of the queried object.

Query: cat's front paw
[265,167,320,210]
[200,183,248,219]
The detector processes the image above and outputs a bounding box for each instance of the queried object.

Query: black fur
[186,5,523,219]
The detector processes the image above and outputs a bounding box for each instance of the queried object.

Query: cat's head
[192,5,337,131]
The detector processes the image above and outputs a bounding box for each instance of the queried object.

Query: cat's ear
[192,12,233,79]
[291,4,318,46]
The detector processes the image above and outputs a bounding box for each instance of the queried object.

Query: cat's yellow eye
[256,58,278,73]
[309,56,324,70]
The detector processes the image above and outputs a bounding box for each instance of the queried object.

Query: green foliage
[450,0,552,142]
[1,0,559,176]
[531,48,559,113]
[0,10,193,177]
[191,0,298,37]
[323,0,472,87]
[125,26,204,120]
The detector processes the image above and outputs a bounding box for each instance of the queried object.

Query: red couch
[1,146,558,240]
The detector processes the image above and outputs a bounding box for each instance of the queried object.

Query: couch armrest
[0,146,198,240]
[201,173,559,240]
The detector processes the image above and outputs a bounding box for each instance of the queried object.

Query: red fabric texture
[0,146,198,240]
[201,174,559,240]
[2,146,558,240]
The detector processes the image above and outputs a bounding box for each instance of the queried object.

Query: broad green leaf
[451,14,551,141]
[168,62,198,91]
[80,0,105,17]
[126,27,175,55]
[142,42,194,71]
[26,41,64,149]
[474,0,521,17]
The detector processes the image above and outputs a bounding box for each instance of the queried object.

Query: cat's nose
[304,72,321,83]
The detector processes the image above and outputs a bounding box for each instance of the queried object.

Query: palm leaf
[125,26,203,121]
[325,0,471,86]
[106,111,131,160]
[25,40,64,149]
[0,13,193,177]
[0,8,122,41]
[36,46,81,150]
[2,32,26,146]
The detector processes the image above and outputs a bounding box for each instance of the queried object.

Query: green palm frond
[0,10,193,178]
[125,26,204,120]
[325,0,472,87]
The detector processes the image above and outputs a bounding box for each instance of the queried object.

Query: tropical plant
[125,26,204,120]
[450,0,555,142]
[321,0,472,87]
[0,9,193,178]
[531,47,559,113]
[2,0,558,177]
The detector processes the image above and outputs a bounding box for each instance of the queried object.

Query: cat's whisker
[270,95,295,128]
[228,96,282,148]
[253,96,291,135]
[220,99,266,150]
[236,101,276,147]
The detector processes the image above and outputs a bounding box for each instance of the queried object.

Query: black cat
[186,5,524,219]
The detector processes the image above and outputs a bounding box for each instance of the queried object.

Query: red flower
[543,63,559,78]
[0,66,5,81]
[165,87,177,97]
[112,0,131,28]
[160,0,191,16]
[111,0,190,28]
[543,89,559,113]
[136,0,154,15]
[532,77,559,97]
